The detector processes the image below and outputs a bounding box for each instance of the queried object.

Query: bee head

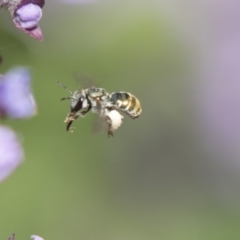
[71,91,85,112]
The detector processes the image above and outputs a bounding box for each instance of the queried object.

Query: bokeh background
[1,0,240,239]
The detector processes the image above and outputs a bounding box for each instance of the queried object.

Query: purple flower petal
[14,3,42,29]
[0,126,23,182]
[13,21,43,40]
[13,3,43,40]
[0,67,37,119]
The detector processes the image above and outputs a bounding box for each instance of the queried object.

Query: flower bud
[1,0,45,40]
[14,3,42,29]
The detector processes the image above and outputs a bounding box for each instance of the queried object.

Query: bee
[56,80,142,136]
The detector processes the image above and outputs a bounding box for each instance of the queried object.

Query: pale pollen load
[105,109,123,133]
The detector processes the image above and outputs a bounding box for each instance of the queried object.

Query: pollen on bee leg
[104,109,123,136]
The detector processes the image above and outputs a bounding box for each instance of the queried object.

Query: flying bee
[56,80,142,136]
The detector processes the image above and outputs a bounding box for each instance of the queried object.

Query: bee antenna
[56,80,73,95]
[60,97,73,101]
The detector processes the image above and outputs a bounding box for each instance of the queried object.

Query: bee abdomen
[109,92,142,119]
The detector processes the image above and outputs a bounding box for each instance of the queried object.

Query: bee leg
[81,107,91,116]
[64,113,79,132]
[108,130,114,137]
[131,115,139,119]
[105,115,114,137]
[66,120,73,132]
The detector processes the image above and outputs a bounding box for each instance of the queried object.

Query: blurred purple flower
[196,1,240,155]
[0,126,23,182]
[0,67,37,119]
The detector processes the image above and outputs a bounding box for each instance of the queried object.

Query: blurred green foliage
[1,1,240,240]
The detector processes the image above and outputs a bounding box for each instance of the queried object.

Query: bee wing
[92,112,108,134]
[91,98,106,134]
[72,72,101,89]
